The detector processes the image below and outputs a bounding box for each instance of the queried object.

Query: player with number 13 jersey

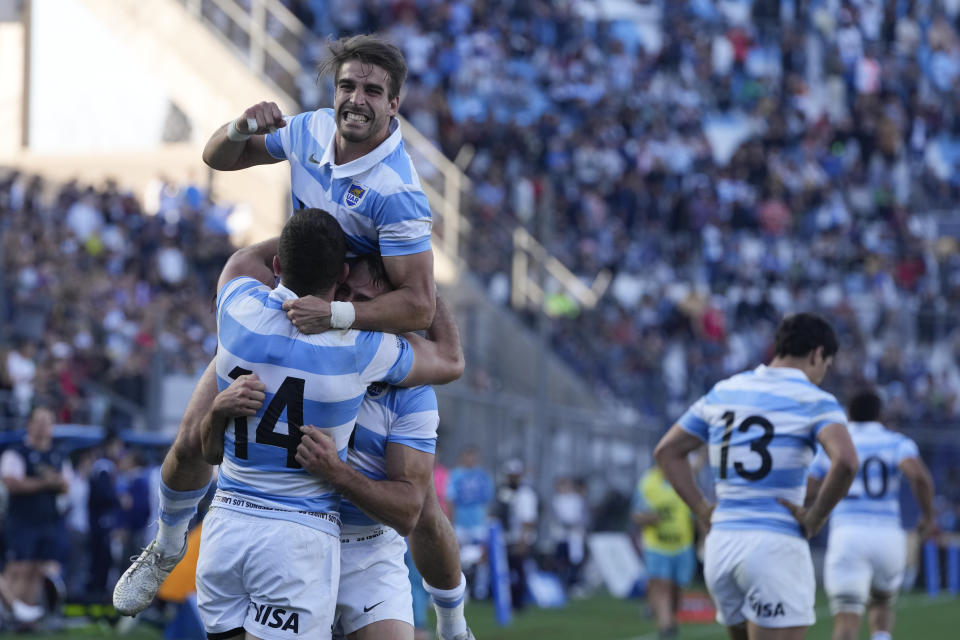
[654,313,858,639]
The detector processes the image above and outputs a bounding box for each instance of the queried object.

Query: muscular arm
[397,296,465,386]
[199,375,266,465]
[782,423,857,537]
[353,251,436,332]
[216,237,279,292]
[900,456,935,531]
[654,425,714,526]
[300,436,434,536]
[202,103,285,171]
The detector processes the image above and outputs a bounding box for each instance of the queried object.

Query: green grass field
[2,591,955,639]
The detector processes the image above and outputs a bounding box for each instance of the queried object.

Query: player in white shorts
[193,212,463,640]
[297,253,466,640]
[654,313,859,640]
[807,389,935,640]
[116,35,473,640]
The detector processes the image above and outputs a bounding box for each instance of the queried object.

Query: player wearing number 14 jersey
[655,313,858,640]
[807,389,935,640]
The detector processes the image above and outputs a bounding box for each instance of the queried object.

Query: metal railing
[178,0,604,310]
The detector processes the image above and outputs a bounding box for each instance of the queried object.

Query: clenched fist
[213,373,266,419]
[237,101,286,136]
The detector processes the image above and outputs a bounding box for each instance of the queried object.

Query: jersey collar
[269,283,299,303]
[754,364,810,382]
[318,117,403,179]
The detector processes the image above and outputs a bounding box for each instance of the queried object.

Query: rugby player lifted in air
[114,35,474,640]
[654,313,859,640]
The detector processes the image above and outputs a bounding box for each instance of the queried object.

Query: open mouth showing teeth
[343,112,370,124]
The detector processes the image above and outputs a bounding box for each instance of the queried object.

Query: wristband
[330,301,356,330]
[227,118,252,142]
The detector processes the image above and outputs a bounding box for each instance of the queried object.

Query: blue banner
[488,520,512,626]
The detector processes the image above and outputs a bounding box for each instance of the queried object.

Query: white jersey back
[340,383,439,530]
[264,110,432,257]
[810,421,918,529]
[678,365,847,538]
[214,276,413,536]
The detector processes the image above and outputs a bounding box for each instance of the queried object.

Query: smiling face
[333,60,399,145]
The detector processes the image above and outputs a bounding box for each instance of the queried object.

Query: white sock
[156,481,207,555]
[871,633,892,640]
[424,573,468,639]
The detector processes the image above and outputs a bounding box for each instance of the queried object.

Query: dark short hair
[319,34,408,100]
[351,252,390,290]
[278,209,347,296]
[848,389,882,422]
[773,312,839,359]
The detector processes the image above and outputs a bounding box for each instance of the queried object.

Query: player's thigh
[348,619,414,640]
[171,358,219,450]
[869,528,906,594]
[824,527,871,615]
[196,509,250,637]
[337,529,413,636]
[704,530,749,627]
[738,532,815,629]
[746,621,808,640]
[244,516,339,640]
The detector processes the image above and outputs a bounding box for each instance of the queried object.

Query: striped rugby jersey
[809,421,918,529]
[213,276,414,537]
[678,365,847,538]
[339,382,439,530]
[264,110,432,257]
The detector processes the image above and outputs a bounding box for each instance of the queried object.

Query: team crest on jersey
[366,382,388,398]
[344,182,368,208]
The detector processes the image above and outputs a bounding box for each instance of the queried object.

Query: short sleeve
[216,276,263,327]
[355,332,414,385]
[810,396,847,438]
[263,112,310,160]
[374,187,433,257]
[808,446,830,480]
[896,436,920,464]
[386,387,439,453]
[677,396,710,442]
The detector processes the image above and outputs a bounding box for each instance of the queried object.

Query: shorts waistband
[212,492,342,528]
[340,526,389,544]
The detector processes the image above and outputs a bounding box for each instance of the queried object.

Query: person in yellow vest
[632,462,696,639]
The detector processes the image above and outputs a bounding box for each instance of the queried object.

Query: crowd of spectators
[0,170,234,429]
[279,0,960,432]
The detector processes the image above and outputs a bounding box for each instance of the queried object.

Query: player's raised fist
[238,101,286,135]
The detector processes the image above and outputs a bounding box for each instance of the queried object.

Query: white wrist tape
[330,301,356,330]
[227,118,252,142]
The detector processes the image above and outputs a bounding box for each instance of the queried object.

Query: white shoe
[112,539,187,616]
[11,600,44,624]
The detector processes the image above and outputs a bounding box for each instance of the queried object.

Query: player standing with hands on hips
[654,313,859,640]
[115,35,474,640]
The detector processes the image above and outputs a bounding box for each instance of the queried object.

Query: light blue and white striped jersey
[213,276,414,537]
[809,421,918,529]
[339,382,439,530]
[678,365,847,538]
[264,110,432,257]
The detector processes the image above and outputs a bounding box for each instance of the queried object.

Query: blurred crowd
[277,0,960,433]
[0,170,234,429]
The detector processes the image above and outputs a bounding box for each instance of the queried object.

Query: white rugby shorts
[704,528,816,628]
[824,524,906,614]
[333,525,413,636]
[196,507,339,640]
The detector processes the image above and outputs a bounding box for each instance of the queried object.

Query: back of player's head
[320,34,408,100]
[847,389,882,422]
[773,312,839,359]
[279,209,347,296]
